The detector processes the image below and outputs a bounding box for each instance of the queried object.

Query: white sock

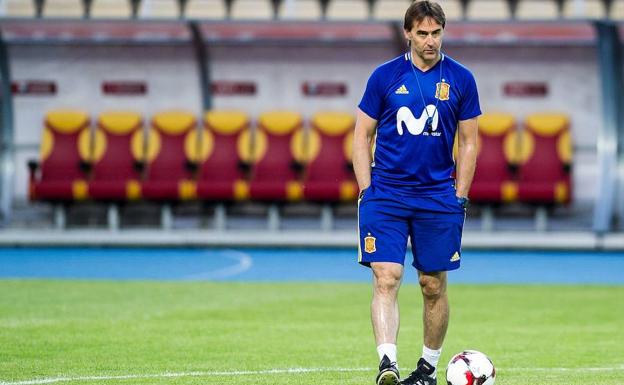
[377,343,397,364]
[422,345,441,378]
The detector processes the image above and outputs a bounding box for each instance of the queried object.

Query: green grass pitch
[1,280,623,384]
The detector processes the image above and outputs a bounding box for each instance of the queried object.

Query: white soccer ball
[446,350,496,385]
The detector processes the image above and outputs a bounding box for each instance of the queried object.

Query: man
[353,1,480,385]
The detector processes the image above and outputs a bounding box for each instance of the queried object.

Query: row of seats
[29,109,573,206]
[29,109,359,203]
[467,112,572,205]
[4,0,624,20]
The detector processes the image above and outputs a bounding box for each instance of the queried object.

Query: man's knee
[419,273,446,299]
[372,263,403,295]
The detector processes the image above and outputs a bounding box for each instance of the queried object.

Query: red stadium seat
[87,111,143,201]
[302,111,358,202]
[196,110,250,201]
[29,110,91,202]
[140,110,198,201]
[514,113,572,204]
[468,112,518,203]
[248,111,304,202]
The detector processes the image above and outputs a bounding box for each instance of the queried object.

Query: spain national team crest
[364,233,376,253]
[435,80,450,101]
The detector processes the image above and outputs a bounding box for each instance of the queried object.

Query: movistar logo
[396,105,440,136]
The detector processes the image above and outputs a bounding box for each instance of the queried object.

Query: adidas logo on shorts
[450,252,460,262]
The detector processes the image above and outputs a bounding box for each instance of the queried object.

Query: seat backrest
[143,110,197,181]
[562,0,606,19]
[185,0,227,19]
[304,111,355,183]
[4,0,37,17]
[372,0,410,21]
[473,113,516,183]
[39,110,91,181]
[326,0,369,20]
[278,0,322,20]
[611,0,624,20]
[138,0,180,18]
[250,110,302,182]
[43,0,84,18]
[231,0,273,19]
[518,113,571,180]
[91,111,143,181]
[466,0,511,19]
[199,110,249,181]
[516,0,559,20]
[90,0,133,18]
[437,0,463,20]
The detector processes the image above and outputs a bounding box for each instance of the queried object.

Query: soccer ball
[446,350,495,385]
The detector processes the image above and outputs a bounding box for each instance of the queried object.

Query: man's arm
[353,108,378,191]
[455,117,479,198]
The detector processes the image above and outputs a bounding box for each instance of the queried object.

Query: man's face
[404,17,444,63]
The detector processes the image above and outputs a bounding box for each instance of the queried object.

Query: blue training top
[358,52,481,195]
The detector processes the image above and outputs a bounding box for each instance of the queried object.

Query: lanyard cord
[408,52,443,131]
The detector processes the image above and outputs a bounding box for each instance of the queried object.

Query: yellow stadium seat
[90,0,133,18]
[326,0,369,20]
[185,0,227,19]
[278,0,322,20]
[43,0,84,18]
[231,0,273,20]
[562,0,606,19]
[466,0,510,20]
[516,0,559,20]
[138,0,180,19]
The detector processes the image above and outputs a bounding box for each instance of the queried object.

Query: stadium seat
[512,113,573,204]
[468,113,518,204]
[277,0,322,20]
[29,110,91,202]
[185,0,227,19]
[326,0,369,20]
[3,0,37,17]
[90,0,133,18]
[515,0,559,19]
[372,0,411,21]
[138,0,180,18]
[562,0,606,19]
[437,0,463,20]
[231,0,273,20]
[302,112,358,202]
[610,0,624,19]
[87,111,144,201]
[42,0,85,18]
[196,110,250,201]
[248,111,304,202]
[466,0,511,20]
[140,111,198,201]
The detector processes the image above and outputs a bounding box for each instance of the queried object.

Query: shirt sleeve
[358,68,384,120]
[458,71,481,121]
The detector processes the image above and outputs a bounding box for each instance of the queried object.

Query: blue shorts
[357,182,465,272]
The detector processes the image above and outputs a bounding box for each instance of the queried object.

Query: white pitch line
[2,365,624,385]
[0,367,371,385]
[183,249,253,280]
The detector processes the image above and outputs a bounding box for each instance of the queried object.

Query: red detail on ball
[464,370,475,385]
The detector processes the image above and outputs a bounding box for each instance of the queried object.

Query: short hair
[403,1,446,31]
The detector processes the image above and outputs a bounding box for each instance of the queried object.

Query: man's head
[403,1,446,64]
